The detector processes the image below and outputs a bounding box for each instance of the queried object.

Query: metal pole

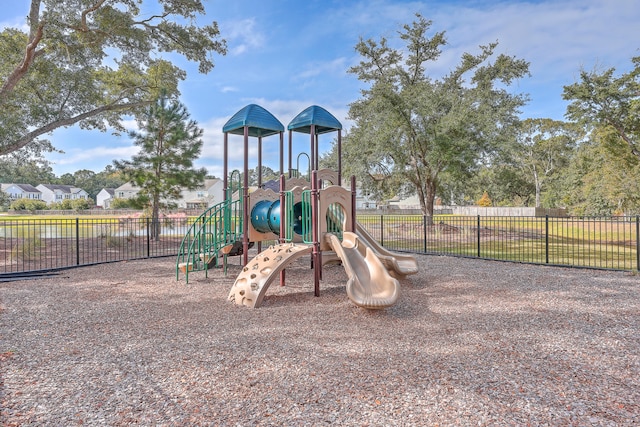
[545,215,549,264]
[423,215,428,253]
[351,175,356,233]
[76,218,80,266]
[315,133,319,170]
[257,136,262,188]
[338,131,342,186]
[146,217,150,258]
[477,215,481,258]
[279,132,284,177]
[635,216,638,271]
[280,174,286,286]
[311,170,320,297]
[242,126,249,266]
[310,125,315,178]
[223,132,228,200]
[288,129,293,177]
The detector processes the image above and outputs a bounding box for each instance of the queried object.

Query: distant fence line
[11,208,204,216]
[14,206,568,217]
[370,207,568,217]
[0,214,638,275]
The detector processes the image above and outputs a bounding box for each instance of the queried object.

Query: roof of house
[100,188,116,196]
[38,184,85,194]
[2,183,40,193]
[115,182,139,192]
[203,178,221,189]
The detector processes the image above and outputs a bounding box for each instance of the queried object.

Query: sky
[1,0,639,178]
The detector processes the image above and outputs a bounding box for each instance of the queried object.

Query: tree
[464,164,535,207]
[563,56,640,160]
[345,14,529,218]
[513,119,579,207]
[0,0,226,156]
[0,190,11,211]
[0,141,57,184]
[114,95,206,239]
[560,127,640,216]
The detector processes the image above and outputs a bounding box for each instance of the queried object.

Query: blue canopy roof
[287,105,342,134]
[222,104,284,137]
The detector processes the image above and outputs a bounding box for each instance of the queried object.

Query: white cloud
[54,145,140,166]
[0,16,29,32]
[427,0,639,79]
[297,57,349,80]
[120,118,138,132]
[221,18,265,56]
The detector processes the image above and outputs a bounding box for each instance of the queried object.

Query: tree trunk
[417,178,437,226]
[151,195,160,241]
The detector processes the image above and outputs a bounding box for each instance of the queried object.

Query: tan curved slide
[355,222,419,279]
[228,243,312,308]
[324,232,399,309]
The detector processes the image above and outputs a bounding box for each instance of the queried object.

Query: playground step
[178,256,210,274]
[178,262,197,274]
[199,253,217,268]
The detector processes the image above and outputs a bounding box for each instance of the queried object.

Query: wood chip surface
[1,254,639,425]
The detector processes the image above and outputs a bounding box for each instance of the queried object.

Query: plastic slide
[324,232,399,309]
[228,243,313,308]
[355,222,419,279]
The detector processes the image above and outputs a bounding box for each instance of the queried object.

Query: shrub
[10,199,48,212]
[50,199,74,210]
[477,191,492,207]
[71,198,92,211]
[110,198,136,209]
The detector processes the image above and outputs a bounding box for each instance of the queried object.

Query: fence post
[423,215,428,253]
[636,215,640,271]
[76,218,80,266]
[146,217,151,258]
[477,215,481,257]
[380,214,384,247]
[545,215,549,264]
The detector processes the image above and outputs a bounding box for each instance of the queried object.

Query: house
[96,188,115,208]
[36,184,90,205]
[114,182,140,200]
[1,183,42,201]
[386,194,422,210]
[107,179,224,209]
[178,178,224,209]
[353,186,378,210]
[337,181,378,210]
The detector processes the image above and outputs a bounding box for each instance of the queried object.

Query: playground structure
[176,104,417,308]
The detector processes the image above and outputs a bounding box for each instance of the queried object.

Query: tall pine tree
[115,95,206,239]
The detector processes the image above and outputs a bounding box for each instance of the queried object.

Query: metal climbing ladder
[175,195,243,283]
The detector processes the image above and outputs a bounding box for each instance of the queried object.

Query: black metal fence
[0,217,188,274]
[2,215,640,275]
[357,214,640,271]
